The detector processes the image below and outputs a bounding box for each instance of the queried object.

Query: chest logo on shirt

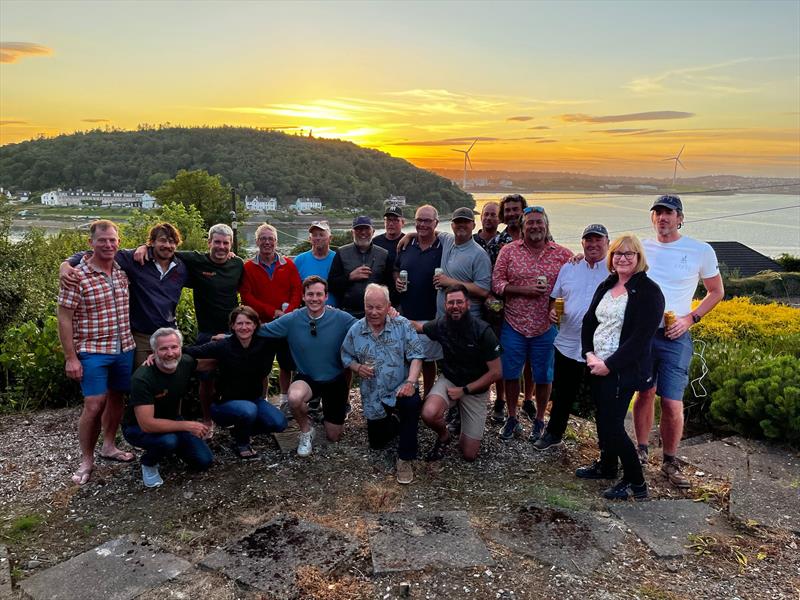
[676,255,690,272]
[155,390,168,399]
[201,271,216,278]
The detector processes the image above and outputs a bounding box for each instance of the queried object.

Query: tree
[122,201,207,251]
[154,169,238,228]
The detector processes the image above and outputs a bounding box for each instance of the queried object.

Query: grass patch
[3,513,44,541]
[536,486,586,512]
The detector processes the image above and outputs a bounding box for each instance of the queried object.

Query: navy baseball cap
[352,215,374,228]
[650,195,683,212]
[582,224,608,238]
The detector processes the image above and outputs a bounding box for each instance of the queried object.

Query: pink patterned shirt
[58,256,135,354]
[492,240,573,337]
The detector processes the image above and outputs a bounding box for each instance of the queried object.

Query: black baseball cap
[581,224,609,238]
[650,195,683,212]
[384,206,403,218]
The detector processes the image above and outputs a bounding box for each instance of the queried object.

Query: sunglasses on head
[523,206,546,215]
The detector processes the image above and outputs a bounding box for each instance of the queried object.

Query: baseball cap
[308,220,331,233]
[352,215,374,228]
[650,194,683,212]
[582,223,609,238]
[384,206,403,218]
[451,207,476,221]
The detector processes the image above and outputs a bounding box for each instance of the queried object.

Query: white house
[294,197,323,212]
[40,189,158,208]
[385,195,407,206]
[245,195,278,212]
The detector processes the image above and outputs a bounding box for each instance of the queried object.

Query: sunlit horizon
[2,1,799,178]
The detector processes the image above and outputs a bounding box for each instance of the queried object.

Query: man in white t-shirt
[633,195,724,489]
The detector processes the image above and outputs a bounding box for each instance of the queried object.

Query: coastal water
[263,192,799,258]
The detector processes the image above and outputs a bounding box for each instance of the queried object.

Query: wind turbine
[663,145,686,188]
[452,139,478,190]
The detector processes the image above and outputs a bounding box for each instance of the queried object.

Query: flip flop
[235,444,259,460]
[71,466,92,485]
[99,449,136,463]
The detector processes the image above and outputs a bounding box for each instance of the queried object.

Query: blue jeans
[123,422,213,470]
[210,399,288,446]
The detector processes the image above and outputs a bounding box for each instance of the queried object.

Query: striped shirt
[58,256,135,354]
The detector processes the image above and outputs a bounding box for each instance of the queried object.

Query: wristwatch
[462,385,471,396]
[691,312,702,324]
[404,380,420,391]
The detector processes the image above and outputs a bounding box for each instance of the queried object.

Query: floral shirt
[473,230,507,266]
[492,240,573,337]
[592,290,628,361]
[340,316,425,419]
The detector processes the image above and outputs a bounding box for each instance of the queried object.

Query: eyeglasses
[309,320,317,337]
[523,206,546,215]
[611,251,638,260]
[415,218,435,224]
[257,236,276,242]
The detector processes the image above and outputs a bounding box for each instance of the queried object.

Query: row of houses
[41,189,157,208]
[244,196,324,213]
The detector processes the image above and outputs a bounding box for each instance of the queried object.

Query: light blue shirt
[341,316,425,419]
[436,232,492,319]
[293,250,337,307]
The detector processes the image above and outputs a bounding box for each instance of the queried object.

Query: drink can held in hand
[398,270,408,291]
[664,310,676,330]
[434,267,444,289]
[554,297,565,324]
[537,275,547,286]
[281,302,289,311]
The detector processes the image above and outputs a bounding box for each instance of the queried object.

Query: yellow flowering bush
[691,297,800,344]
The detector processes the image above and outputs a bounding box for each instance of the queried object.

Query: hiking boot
[575,460,618,480]
[499,416,522,441]
[521,399,536,421]
[661,460,690,488]
[491,399,505,424]
[528,419,546,443]
[532,432,564,452]
[637,446,649,466]
[396,459,414,485]
[141,464,163,488]
[297,429,314,457]
[602,479,648,501]
[425,436,451,462]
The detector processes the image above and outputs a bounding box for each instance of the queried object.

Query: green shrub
[721,271,800,300]
[708,355,800,445]
[774,253,800,272]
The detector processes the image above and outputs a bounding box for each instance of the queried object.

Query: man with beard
[372,206,405,307]
[293,220,338,306]
[123,328,213,488]
[412,285,502,462]
[328,215,391,318]
[492,206,573,443]
[498,193,527,244]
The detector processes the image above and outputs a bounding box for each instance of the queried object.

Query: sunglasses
[523,206,546,215]
[309,320,317,337]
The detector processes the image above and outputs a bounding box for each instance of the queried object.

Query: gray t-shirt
[436,232,492,318]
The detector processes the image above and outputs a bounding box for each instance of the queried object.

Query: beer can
[537,275,547,286]
[434,267,444,289]
[554,297,565,324]
[281,302,289,311]
[398,270,408,283]
[664,310,676,329]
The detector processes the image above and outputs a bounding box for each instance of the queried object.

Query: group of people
[57,192,722,499]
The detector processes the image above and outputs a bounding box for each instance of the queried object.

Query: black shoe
[532,432,563,451]
[575,460,618,480]
[602,479,648,501]
[425,436,451,462]
[521,399,536,421]
[491,399,505,424]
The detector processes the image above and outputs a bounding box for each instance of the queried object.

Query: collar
[358,315,391,336]
[412,236,441,249]
[254,252,286,267]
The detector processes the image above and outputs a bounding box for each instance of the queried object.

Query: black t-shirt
[178,251,244,334]
[423,314,501,387]
[184,336,277,402]
[124,355,197,427]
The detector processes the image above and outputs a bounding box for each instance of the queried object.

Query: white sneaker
[142,464,163,488]
[297,429,314,457]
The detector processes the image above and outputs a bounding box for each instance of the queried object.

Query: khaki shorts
[132,331,152,369]
[429,375,487,440]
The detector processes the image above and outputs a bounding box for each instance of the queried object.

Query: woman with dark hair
[184,305,287,458]
[577,234,664,500]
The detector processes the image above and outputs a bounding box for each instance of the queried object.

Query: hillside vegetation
[0,126,472,212]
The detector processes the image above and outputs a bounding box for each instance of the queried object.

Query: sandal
[235,444,259,460]
[71,465,93,485]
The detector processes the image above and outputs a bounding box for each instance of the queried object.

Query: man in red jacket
[240,223,302,409]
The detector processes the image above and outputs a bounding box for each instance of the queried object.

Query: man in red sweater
[240,223,302,409]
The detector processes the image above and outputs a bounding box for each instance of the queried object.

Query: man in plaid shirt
[57,220,136,486]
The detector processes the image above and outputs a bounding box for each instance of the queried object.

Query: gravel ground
[1,400,798,599]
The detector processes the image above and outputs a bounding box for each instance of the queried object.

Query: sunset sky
[1,0,799,177]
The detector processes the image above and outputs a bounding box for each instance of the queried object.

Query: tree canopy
[0,126,473,213]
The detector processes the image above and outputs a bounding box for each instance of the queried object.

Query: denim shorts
[646,331,694,401]
[500,322,557,383]
[78,350,134,397]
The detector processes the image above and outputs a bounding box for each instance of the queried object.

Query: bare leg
[504,379,520,418]
[534,383,551,422]
[99,389,132,459]
[279,367,291,395]
[422,361,437,399]
[324,421,344,442]
[288,380,313,433]
[421,394,449,441]
[659,398,684,455]
[523,359,535,403]
[633,386,657,447]
[74,394,106,483]
[460,433,481,462]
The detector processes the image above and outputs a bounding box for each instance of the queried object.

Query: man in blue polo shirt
[293,220,337,307]
[257,276,357,457]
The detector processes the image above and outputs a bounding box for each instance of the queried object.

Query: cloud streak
[560,111,694,123]
[81,118,110,123]
[507,116,533,122]
[0,120,28,125]
[0,42,53,63]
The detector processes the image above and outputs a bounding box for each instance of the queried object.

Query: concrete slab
[19,536,191,600]
[488,503,623,574]
[730,473,800,533]
[200,514,358,597]
[611,499,733,558]
[367,510,493,573]
[678,439,747,478]
[0,545,12,600]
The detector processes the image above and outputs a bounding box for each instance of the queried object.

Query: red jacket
[240,254,302,323]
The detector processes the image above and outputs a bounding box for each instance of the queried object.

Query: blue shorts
[500,322,557,384]
[644,331,694,401]
[78,350,134,397]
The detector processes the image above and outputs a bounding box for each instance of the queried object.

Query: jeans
[210,399,288,446]
[591,373,643,485]
[123,422,213,470]
[546,349,590,440]
[366,393,422,460]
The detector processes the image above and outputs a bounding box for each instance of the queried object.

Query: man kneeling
[412,285,502,462]
[342,284,425,484]
[123,328,213,487]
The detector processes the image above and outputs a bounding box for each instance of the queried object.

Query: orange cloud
[560,111,694,123]
[0,42,53,63]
